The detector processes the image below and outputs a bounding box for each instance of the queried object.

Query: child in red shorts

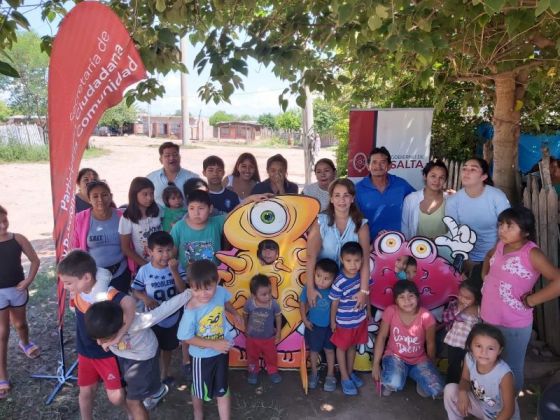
[58,250,136,420]
[329,241,371,396]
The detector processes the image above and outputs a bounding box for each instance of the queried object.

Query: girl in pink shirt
[372,281,444,398]
[481,206,560,392]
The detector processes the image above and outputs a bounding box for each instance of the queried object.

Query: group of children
[2,156,560,420]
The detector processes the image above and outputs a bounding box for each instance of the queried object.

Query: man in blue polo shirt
[147,142,200,206]
[356,147,415,241]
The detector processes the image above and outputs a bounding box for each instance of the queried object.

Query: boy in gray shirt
[85,290,191,417]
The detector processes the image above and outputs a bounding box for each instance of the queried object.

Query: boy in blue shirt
[203,155,240,213]
[329,242,372,396]
[177,260,243,420]
[300,258,338,391]
[132,231,186,385]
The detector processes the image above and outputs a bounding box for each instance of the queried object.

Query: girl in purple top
[481,206,560,392]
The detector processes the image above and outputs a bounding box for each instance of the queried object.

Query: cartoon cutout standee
[216,195,320,372]
[353,216,477,371]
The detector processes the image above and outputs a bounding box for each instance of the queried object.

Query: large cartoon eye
[379,233,403,254]
[408,238,435,260]
[249,201,288,234]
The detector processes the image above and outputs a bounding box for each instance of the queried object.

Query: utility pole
[180,36,189,145]
[302,85,315,185]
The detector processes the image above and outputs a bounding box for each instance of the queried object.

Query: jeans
[381,355,444,397]
[495,324,532,392]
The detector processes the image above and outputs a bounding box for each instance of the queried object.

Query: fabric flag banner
[49,2,146,325]
[348,109,433,190]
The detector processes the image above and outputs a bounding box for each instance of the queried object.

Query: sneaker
[341,379,358,396]
[323,376,336,392]
[350,372,364,388]
[269,372,282,384]
[382,385,394,397]
[416,382,430,398]
[247,372,258,385]
[143,384,169,410]
[308,373,318,390]
[182,363,192,383]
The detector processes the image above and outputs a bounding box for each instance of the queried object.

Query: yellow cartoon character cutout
[216,195,320,369]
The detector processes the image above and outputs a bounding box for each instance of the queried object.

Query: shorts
[0,287,28,310]
[77,354,123,390]
[305,325,334,353]
[330,319,368,351]
[118,354,161,400]
[109,267,132,294]
[191,353,229,401]
[152,319,180,351]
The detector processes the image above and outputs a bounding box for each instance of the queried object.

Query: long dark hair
[498,205,536,242]
[325,178,363,233]
[123,177,159,223]
[232,152,260,182]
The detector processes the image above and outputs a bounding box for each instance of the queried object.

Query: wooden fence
[523,172,560,354]
[0,124,46,145]
[437,158,463,191]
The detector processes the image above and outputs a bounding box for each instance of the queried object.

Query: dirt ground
[0,136,550,419]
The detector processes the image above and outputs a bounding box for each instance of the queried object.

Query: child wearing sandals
[372,280,444,399]
[300,258,338,391]
[329,241,371,396]
[0,205,40,398]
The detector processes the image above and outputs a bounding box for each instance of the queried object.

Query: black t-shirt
[251,179,299,194]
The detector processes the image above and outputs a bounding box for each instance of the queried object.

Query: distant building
[7,115,46,125]
[136,115,212,141]
[213,121,262,142]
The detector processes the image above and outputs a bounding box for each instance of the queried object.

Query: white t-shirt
[109,290,191,361]
[302,182,330,212]
[118,216,162,261]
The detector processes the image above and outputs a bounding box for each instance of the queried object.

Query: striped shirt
[329,272,369,328]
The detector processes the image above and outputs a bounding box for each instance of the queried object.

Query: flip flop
[0,380,10,399]
[19,341,40,359]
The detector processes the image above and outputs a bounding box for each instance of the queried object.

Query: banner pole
[30,325,77,405]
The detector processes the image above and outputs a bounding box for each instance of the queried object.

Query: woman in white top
[401,160,448,239]
[223,152,260,199]
[302,158,337,212]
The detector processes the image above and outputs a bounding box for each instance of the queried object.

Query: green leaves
[368,15,383,30]
[536,0,550,16]
[155,0,166,13]
[375,5,389,19]
[483,0,506,15]
[337,3,354,25]
[0,61,19,78]
[550,0,560,14]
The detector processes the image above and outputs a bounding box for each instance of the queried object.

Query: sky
[22,2,296,118]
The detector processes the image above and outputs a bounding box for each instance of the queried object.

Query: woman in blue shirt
[305,178,370,308]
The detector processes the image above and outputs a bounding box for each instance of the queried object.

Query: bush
[0,140,108,163]
[0,141,49,162]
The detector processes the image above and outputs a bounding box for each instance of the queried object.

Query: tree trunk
[492,73,520,203]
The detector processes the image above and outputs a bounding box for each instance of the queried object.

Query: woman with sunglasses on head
[74,168,99,213]
[72,180,132,293]
[445,158,510,287]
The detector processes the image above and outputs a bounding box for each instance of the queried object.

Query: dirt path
[0,136,335,271]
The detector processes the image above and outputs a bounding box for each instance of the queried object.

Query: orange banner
[48,2,146,325]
